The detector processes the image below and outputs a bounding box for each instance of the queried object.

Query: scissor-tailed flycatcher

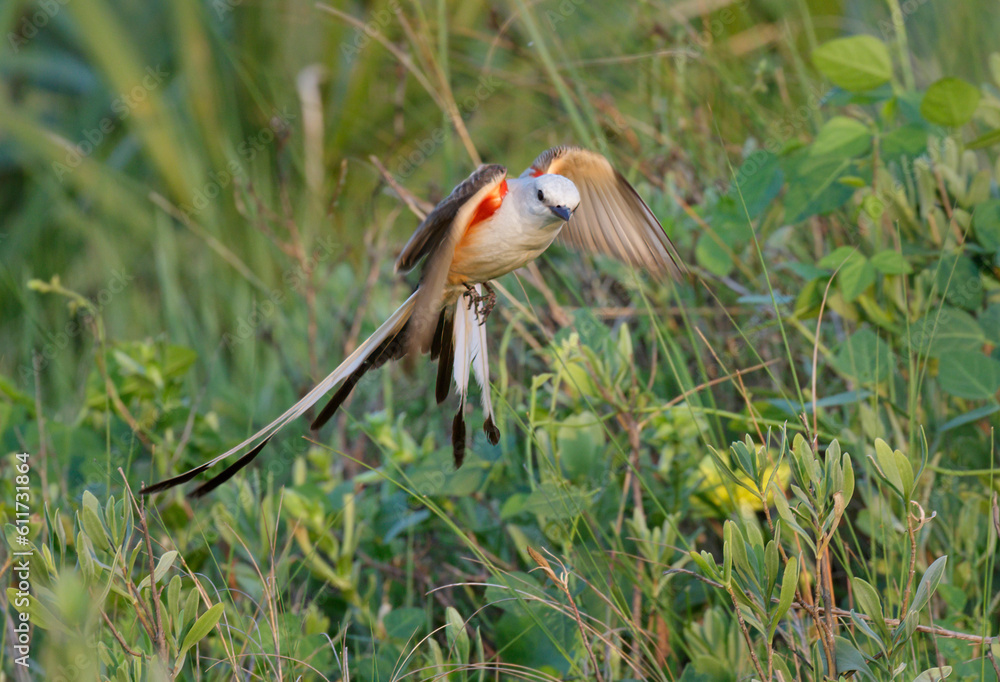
[141,146,684,497]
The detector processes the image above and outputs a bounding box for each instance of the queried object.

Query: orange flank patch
[529,168,544,177]
[449,179,508,286]
[467,178,508,231]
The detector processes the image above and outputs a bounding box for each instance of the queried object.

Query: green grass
[1,0,1000,679]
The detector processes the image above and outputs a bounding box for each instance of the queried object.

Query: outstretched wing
[523,146,685,278]
[398,164,509,354]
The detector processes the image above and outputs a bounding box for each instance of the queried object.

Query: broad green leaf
[908,555,948,616]
[519,483,597,520]
[851,577,889,641]
[384,607,425,642]
[881,123,929,158]
[908,308,983,357]
[973,200,1000,253]
[873,438,906,495]
[937,254,983,311]
[695,232,733,277]
[921,77,981,127]
[981,304,1000,344]
[833,328,894,383]
[870,249,912,274]
[838,254,876,302]
[809,116,871,158]
[730,152,784,218]
[912,668,952,682]
[834,636,876,680]
[938,352,1000,400]
[812,36,892,92]
[180,602,224,656]
[818,245,861,269]
[782,155,857,223]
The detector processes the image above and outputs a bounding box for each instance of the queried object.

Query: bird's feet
[464,282,497,324]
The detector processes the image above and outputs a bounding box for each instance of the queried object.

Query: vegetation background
[1,0,999,679]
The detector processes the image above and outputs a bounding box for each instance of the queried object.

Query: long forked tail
[450,284,500,467]
[140,290,419,497]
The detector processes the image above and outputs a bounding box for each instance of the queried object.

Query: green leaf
[138,550,178,592]
[881,123,929,158]
[908,308,983,357]
[873,438,907,496]
[973,200,1000,253]
[938,352,1000,399]
[870,249,912,274]
[782,155,857,223]
[838,254,876,302]
[921,77,981,127]
[769,556,798,641]
[834,636,876,680]
[818,245,860,269]
[80,491,110,553]
[908,556,948,616]
[180,602,223,656]
[519,483,597,520]
[445,606,471,663]
[851,577,889,641]
[967,127,1000,150]
[809,116,871,158]
[811,36,892,92]
[384,607,425,642]
[695,232,733,277]
[937,254,983,311]
[833,328,894,383]
[913,668,953,682]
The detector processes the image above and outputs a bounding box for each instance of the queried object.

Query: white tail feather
[453,286,494,423]
[453,293,473,406]
[471,304,495,424]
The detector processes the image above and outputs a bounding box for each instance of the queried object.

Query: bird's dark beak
[550,205,572,222]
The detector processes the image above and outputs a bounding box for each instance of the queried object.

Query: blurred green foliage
[2,0,1000,679]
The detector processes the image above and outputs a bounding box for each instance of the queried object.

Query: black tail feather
[452,408,466,468]
[435,313,455,404]
[484,415,500,445]
[189,435,274,498]
[310,373,360,431]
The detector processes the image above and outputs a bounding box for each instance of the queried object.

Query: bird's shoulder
[396,164,508,272]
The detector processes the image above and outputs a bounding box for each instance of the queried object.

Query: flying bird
[141,146,684,497]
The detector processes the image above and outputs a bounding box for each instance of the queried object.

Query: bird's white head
[526,174,581,224]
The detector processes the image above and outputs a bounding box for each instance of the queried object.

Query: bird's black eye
[537,189,545,202]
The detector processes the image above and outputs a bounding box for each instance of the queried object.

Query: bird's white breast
[449,178,565,283]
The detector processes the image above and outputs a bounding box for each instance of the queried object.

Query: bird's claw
[464,283,496,324]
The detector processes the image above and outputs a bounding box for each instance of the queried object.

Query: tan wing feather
[524,146,685,278]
